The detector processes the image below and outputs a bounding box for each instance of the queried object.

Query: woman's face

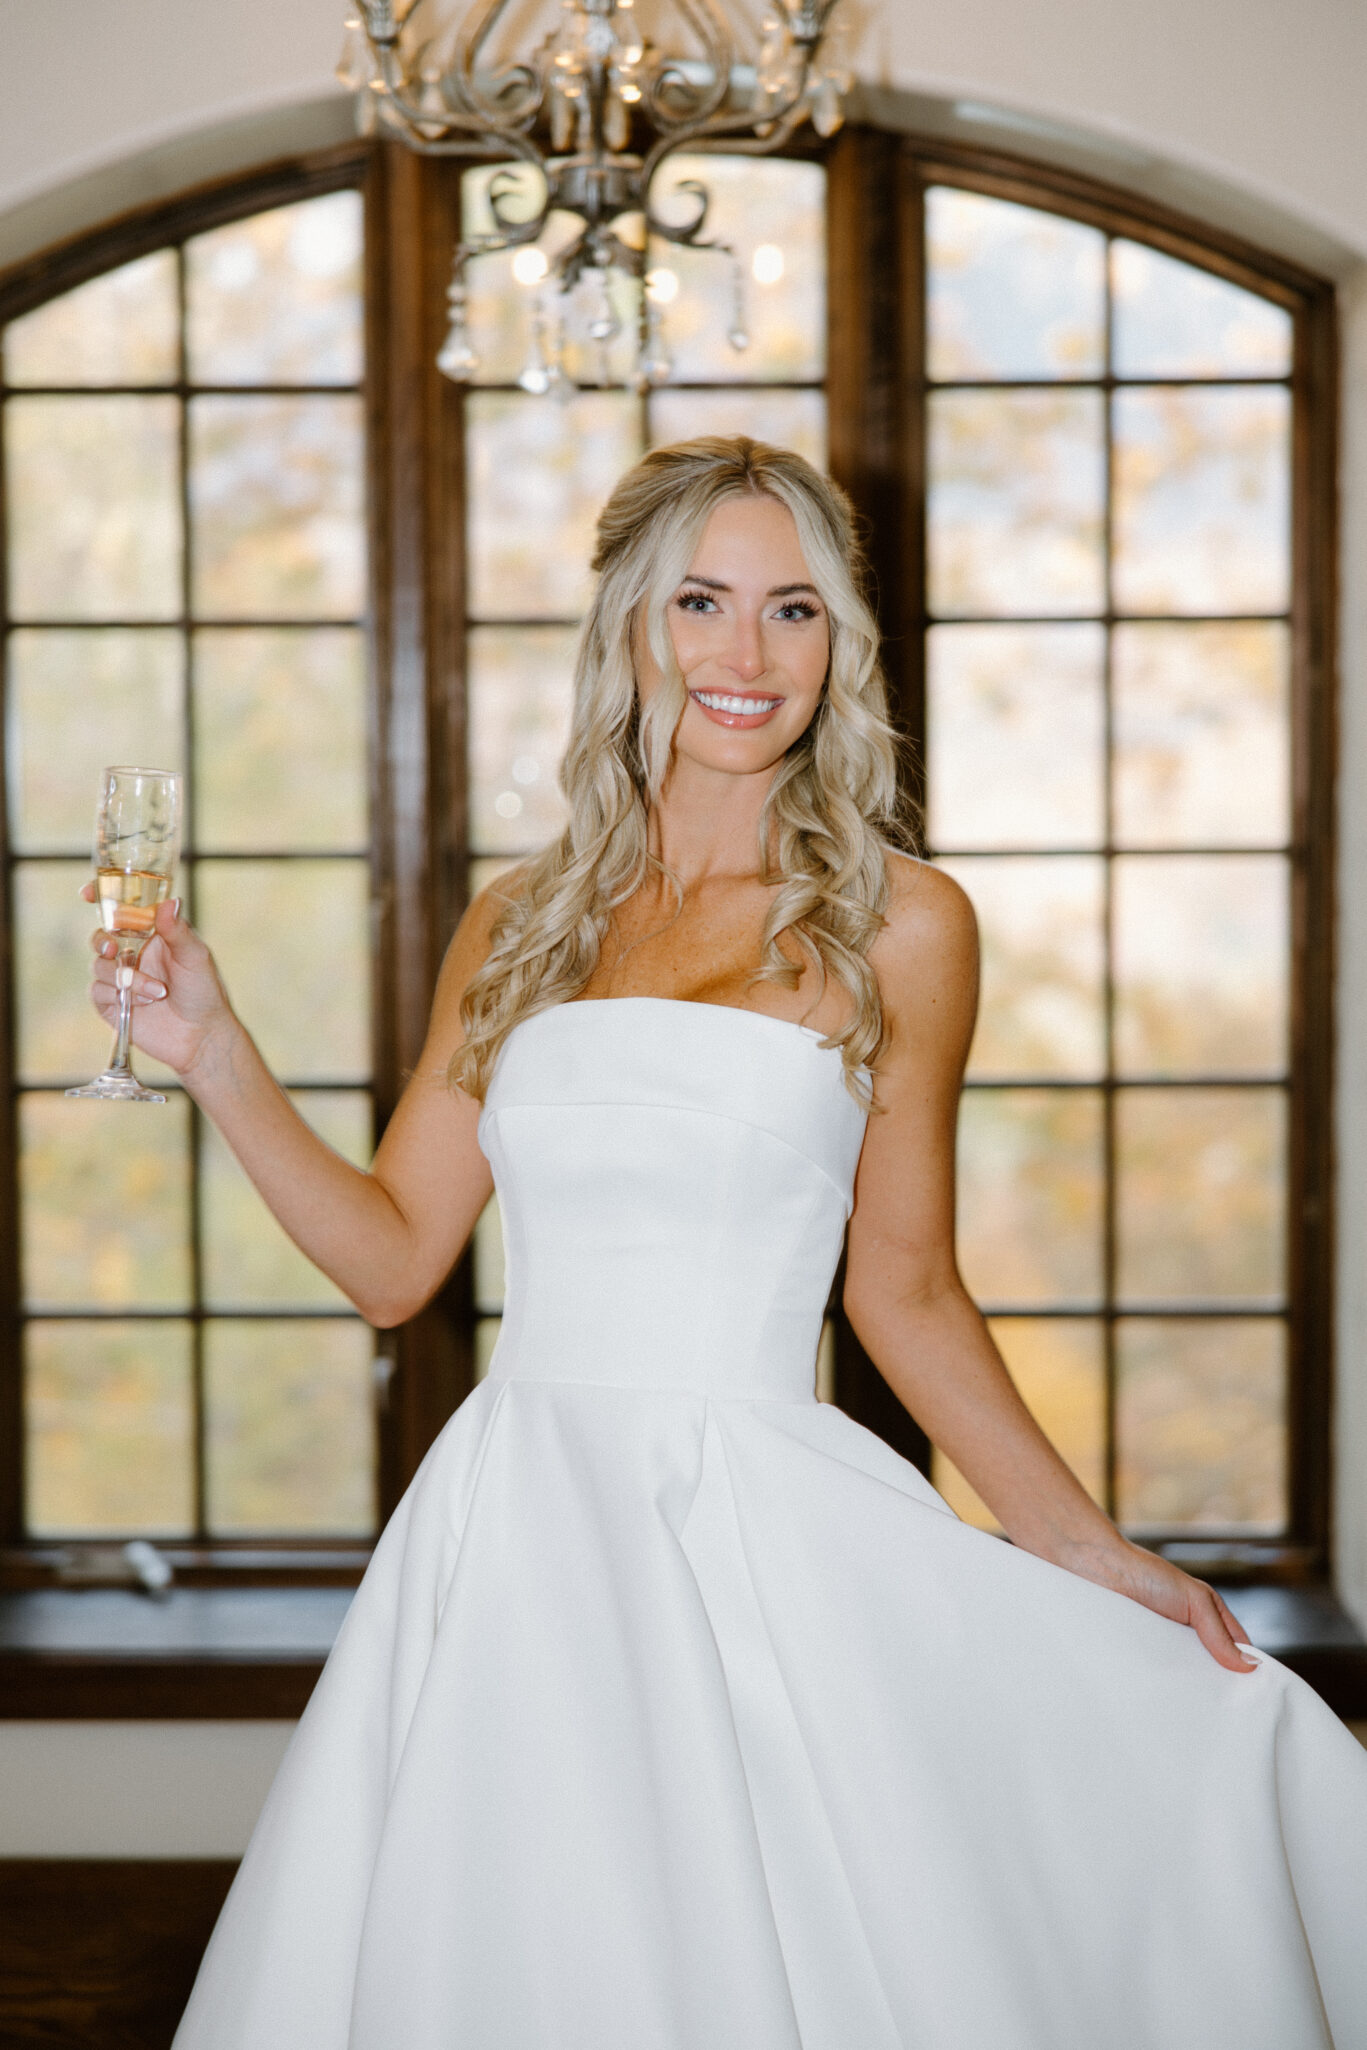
[635,493,831,777]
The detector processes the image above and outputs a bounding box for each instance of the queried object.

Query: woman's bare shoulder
[870,848,979,1063]
[426,860,537,1046]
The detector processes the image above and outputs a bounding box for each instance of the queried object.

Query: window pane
[204,1318,375,1535]
[4,251,180,388]
[467,392,642,619]
[956,1089,1104,1306]
[1116,1317,1286,1531]
[1111,387,1290,616]
[648,156,826,385]
[5,396,181,620]
[939,856,1104,1079]
[20,1092,192,1309]
[201,1090,371,1309]
[1111,242,1292,379]
[194,628,368,851]
[927,623,1105,850]
[185,192,363,385]
[1113,854,1289,1077]
[196,858,369,1080]
[927,390,1105,617]
[188,395,365,619]
[933,1316,1106,1529]
[926,188,1105,381]
[24,1319,194,1537]
[8,628,185,854]
[468,626,576,855]
[648,388,826,469]
[17,860,113,1086]
[1112,622,1290,848]
[1116,1086,1285,1305]
[474,1195,504,1313]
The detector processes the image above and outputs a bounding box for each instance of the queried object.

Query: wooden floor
[0,1861,235,2049]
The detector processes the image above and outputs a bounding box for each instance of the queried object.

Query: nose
[722,611,766,682]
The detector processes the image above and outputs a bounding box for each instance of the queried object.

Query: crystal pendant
[437,275,479,383]
[604,89,630,151]
[550,79,575,150]
[811,74,844,138]
[335,15,374,92]
[727,255,750,353]
[518,299,554,395]
[752,13,788,112]
[438,321,481,382]
[588,272,621,345]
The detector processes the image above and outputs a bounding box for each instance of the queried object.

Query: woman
[96,438,1367,2049]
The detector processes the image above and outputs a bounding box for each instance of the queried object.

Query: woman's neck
[647,752,777,888]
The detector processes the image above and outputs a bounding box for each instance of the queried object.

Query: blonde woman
[96,438,1366,2049]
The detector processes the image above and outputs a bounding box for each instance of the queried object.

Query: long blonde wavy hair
[451,435,919,1106]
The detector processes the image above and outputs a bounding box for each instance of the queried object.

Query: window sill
[1,1580,1365,1722]
[0,1588,353,1718]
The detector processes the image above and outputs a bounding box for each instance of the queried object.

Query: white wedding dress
[175,997,1367,2050]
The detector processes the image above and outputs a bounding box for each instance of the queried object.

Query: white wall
[0,0,1365,273]
[1,0,1366,1852]
[0,1722,294,1857]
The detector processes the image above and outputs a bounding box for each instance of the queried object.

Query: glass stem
[108,952,138,1078]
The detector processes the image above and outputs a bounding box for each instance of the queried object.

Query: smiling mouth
[689,689,785,723]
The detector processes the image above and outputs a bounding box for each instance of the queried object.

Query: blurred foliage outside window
[2,189,376,1541]
[925,188,1294,1537]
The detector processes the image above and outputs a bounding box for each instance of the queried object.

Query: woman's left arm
[843,857,1256,1673]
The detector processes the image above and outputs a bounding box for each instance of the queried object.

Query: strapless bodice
[477,997,868,1401]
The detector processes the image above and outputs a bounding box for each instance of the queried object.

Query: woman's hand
[85,887,239,1082]
[1056,1532,1258,1673]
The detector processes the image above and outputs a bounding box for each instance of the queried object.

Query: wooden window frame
[0,130,1348,1717]
[824,130,1338,1586]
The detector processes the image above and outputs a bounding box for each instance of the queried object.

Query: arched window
[0,164,377,1560]
[0,133,1335,1607]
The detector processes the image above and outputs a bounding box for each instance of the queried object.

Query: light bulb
[512,246,550,286]
[645,268,679,305]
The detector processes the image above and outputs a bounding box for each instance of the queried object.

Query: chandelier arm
[369,31,541,140]
[452,0,545,129]
[638,0,734,129]
[639,82,812,192]
[367,38,551,159]
[376,93,551,166]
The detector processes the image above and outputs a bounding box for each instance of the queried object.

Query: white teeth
[693,691,781,715]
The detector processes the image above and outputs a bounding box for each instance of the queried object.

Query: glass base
[65,1072,167,1104]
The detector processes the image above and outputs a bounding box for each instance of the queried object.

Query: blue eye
[676,590,717,613]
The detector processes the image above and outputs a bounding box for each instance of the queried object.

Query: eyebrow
[681,575,822,599]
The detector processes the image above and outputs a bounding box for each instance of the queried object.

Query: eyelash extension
[674,589,820,620]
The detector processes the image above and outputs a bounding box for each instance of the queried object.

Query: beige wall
[0,0,1365,1852]
[0,0,1364,268]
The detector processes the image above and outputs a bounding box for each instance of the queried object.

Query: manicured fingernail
[170,898,181,919]
[146,981,167,999]
[116,964,133,991]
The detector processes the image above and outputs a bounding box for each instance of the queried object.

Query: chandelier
[336,0,850,391]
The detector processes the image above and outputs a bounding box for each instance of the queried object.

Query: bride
[93,436,1367,2048]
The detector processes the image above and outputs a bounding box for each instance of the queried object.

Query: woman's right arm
[89,884,512,1328]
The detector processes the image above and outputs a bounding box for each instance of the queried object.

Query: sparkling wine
[96,867,169,942]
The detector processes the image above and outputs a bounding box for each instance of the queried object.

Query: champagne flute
[67,766,183,1105]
